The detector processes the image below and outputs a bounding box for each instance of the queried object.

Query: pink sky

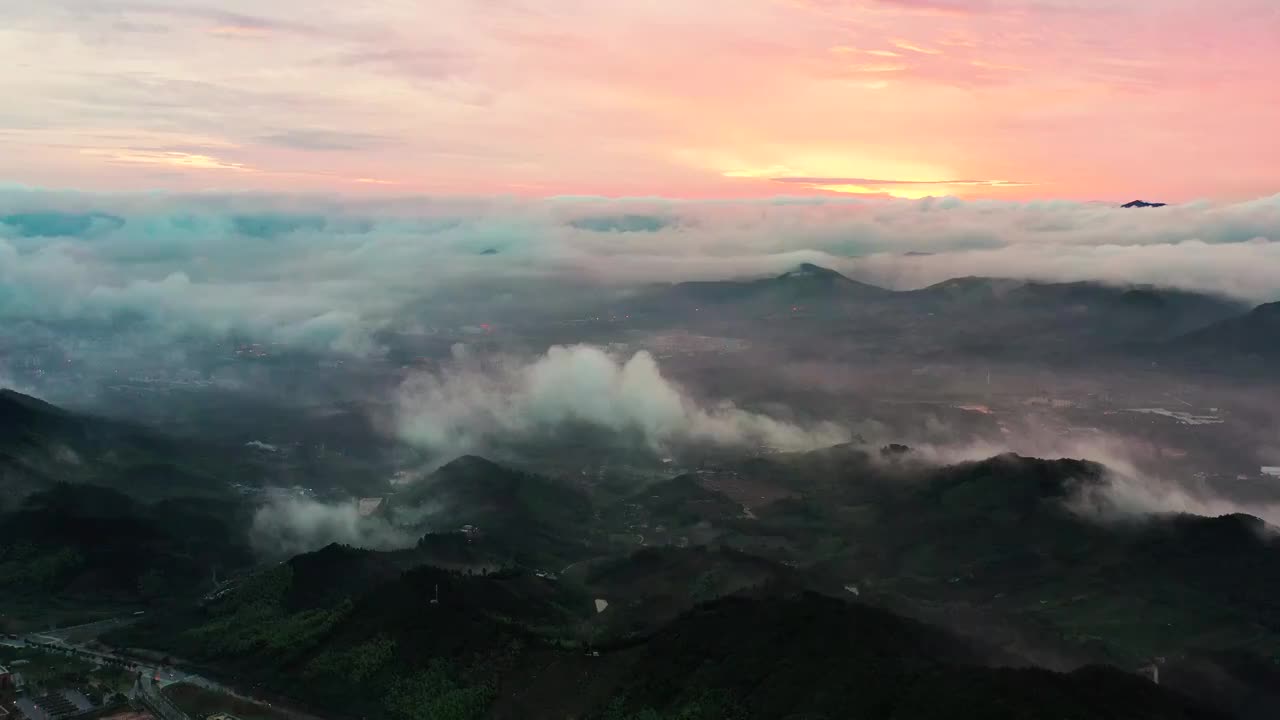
[2,0,1278,200]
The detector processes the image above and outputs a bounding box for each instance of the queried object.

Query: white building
[1261,467,1280,478]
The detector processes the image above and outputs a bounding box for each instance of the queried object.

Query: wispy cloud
[119,4,328,39]
[339,48,474,81]
[772,177,1031,187]
[892,39,944,55]
[257,130,399,152]
[79,148,255,172]
[870,0,995,14]
[2,0,1278,199]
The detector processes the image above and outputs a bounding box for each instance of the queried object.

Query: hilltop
[115,545,1227,720]
[0,388,251,506]
[1169,301,1280,361]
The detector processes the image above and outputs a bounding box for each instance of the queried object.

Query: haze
[4,3,1280,720]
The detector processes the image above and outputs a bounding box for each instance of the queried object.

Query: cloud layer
[3,190,1280,369]
[396,344,849,456]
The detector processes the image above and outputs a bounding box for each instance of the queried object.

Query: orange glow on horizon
[0,0,1276,201]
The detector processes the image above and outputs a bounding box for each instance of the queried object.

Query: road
[14,624,269,719]
[138,672,191,720]
[15,633,190,687]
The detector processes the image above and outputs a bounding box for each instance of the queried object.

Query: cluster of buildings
[1,662,102,720]
[0,665,17,691]
[14,689,94,720]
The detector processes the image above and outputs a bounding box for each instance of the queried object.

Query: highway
[12,625,269,720]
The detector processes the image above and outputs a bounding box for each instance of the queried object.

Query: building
[0,665,11,689]
[28,690,93,719]
[1261,467,1280,479]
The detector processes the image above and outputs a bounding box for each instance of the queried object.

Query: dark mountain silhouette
[1169,301,1280,360]
[124,560,1226,720]
[905,278,1240,320]
[568,592,1222,720]
[384,455,594,567]
[638,262,889,312]
[0,483,251,603]
[881,278,1248,361]
[1,389,248,507]
[1122,200,1167,208]
[621,268,1245,365]
[108,446,1280,718]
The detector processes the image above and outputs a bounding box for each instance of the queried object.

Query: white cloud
[3,190,1279,365]
[395,343,850,455]
[249,495,416,557]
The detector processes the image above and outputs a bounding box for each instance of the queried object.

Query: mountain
[609,271,1247,365]
[635,263,889,315]
[122,561,1228,717]
[1168,302,1280,363]
[0,390,264,626]
[108,550,593,719]
[886,278,1247,359]
[1123,200,1168,208]
[384,455,595,568]
[1,389,90,503]
[118,546,1225,720]
[906,278,1241,320]
[574,545,800,638]
[556,592,1222,720]
[107,446,1280,717]
[0,483,252,611]
[0,388,77,433]
[0,388,249,507]
[611,473,743,528]
[728,450,1280,699]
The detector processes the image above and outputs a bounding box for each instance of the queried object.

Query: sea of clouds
[4,190,1280,358]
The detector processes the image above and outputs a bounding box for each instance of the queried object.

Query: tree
[138,569,168,600]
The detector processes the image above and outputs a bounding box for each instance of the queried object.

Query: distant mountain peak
[0,388,68,420]
[770,263,890,298]
[1167,300,1280,361]
[918,276,1025,294]
[1121,200,1167,208]
[778,262,844,280]
[436,454,506,475]
[1254,300,1280,316]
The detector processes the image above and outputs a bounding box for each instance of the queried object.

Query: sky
[2,0,1278,201]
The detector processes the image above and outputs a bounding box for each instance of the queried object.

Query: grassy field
[161,683,308,720]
